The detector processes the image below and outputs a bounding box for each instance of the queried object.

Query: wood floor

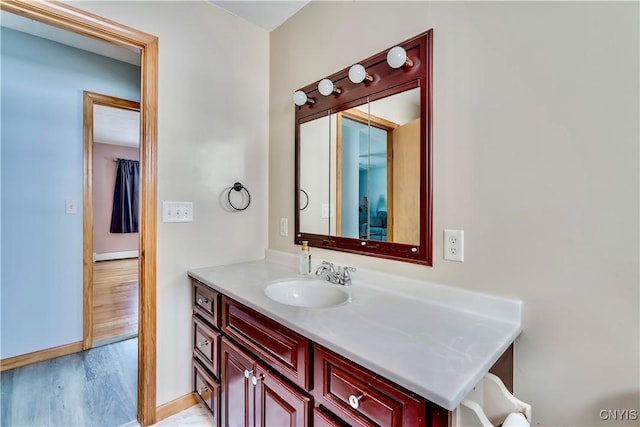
[1,338,138,426]
[93,258,139,344]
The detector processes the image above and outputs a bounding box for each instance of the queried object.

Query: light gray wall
[66,0,270,405]
[269,2,639,425]
[0,27,140,359]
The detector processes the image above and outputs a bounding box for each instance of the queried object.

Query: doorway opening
[0,2,159,425]
[83,92,141,349]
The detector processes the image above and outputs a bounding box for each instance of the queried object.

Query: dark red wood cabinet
[193,357,220,425]
[222,296,311,390]
[189,277,513,427]
[193,278,220,328]
[313,345,428,427]
[221,338,312,427]
[191,279,222,424]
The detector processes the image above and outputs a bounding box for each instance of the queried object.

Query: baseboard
[155,392,198,423]
[0,341,83,372]
[94,250,139,262]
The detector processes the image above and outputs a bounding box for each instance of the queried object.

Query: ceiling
[207,1,310,32]
[94,106,140,148]
[0,10,140,65]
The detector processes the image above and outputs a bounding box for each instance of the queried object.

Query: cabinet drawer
[193,357,220,426]
[193,315,221,377]
[314,407,350,427]
[192,278,220,328]
[222,296,310,390]
[314,346,427,427]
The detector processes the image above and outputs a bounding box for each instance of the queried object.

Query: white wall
[69,1,270,405]
[270,2,639,426]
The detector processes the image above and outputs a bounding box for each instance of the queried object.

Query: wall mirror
[295,30,433,265]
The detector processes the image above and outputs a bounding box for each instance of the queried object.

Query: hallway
[1,338,137,426]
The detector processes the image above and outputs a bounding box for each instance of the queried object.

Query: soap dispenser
[299,241,311,276]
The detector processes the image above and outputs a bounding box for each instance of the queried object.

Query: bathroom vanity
[187,252,522,427]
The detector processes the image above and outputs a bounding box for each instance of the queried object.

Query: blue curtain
[110,159,139,233]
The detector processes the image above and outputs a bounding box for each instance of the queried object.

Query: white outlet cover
[65,199,78,214]
[444,229,464,262]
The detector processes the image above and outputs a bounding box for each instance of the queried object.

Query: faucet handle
[340,266,356,283]
[321,261,335,272]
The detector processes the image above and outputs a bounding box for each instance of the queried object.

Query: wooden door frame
[0,1,159,425]
[83,92,140,350]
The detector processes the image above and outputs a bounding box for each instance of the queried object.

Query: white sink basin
[264,279,349,308]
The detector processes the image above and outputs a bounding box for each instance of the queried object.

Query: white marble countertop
[187,250,522,411]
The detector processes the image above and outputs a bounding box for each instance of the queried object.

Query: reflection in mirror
[299,113,334,236]
[331,88,420,245]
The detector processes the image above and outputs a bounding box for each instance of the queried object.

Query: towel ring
[299,189,309,211]
[228,182,251,211]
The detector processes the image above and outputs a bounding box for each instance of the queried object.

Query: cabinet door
[221,338,255,427]
[254,364,311,427]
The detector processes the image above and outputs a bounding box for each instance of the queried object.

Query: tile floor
[1,338,138,426]
[150,404,214,427]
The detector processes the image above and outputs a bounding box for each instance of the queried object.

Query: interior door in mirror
[369,87,421,245]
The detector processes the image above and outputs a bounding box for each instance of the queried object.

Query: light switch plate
[162,201,193,223]
[280,217,288,236]
[444,229,464,262]
[65,199,78,214]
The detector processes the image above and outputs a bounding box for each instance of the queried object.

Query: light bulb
[386,46,413,68]
[318,79,336,96]
[293,90,308,106]
[349,64,371,84]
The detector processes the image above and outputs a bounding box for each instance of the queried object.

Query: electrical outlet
[280,217,288,236]
[444,229,464,262]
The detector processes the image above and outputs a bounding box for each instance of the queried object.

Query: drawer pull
[197,386,209,395]
[251,374,265,386]
[349,393,364,409]
[244,369,253,379]
[196,339,209,348]
[198,297,209,305]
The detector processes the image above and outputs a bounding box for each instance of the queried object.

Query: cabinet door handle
[251,374,264,386]
[196,339,209,348]
[198,386,209,395]
[198,297,209,305]
[244,369,253,379]
[348,393,364,409]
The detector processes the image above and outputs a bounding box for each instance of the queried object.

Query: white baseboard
[93,250,139,262]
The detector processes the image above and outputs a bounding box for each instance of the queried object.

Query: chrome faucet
[315,261,356,287]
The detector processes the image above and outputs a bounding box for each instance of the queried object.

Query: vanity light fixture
[348,64,373,84]
[318,78,342,96]
[293,90,315,106]
[386,46,414,69]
